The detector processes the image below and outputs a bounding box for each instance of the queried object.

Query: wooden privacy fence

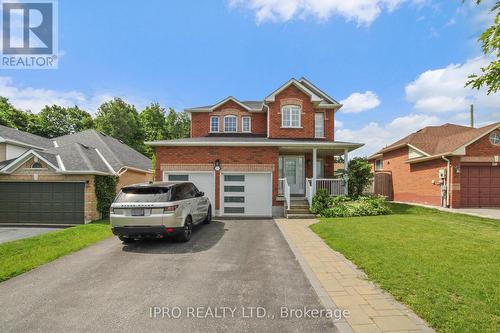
[374,171,393,200]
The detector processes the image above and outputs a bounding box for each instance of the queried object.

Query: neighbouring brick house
[147,78,363,217]
[368,123,500,208]
[0,126,153,224]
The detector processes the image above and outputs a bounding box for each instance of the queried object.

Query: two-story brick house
[147,78,363,217]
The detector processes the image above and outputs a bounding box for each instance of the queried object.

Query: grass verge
[0,220,112,282]
[311,203,500,333]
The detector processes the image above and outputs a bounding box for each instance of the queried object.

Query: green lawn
[0,221,112,282]
[311,204,500,333]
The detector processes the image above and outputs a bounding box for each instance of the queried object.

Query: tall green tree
[140,102,166,158]
[466,0,500,94]
[165,108,190,139]
[140,103,166,141]
[94,98,146,153]
[32,105,93,138]
[0,97,36,132]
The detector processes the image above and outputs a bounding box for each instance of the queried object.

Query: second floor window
[315,113,324,138]
[282,105,301,128]
[210,117,219,132]
[375,159,383,171]
[242,116,251,132]
[224,115,237,132]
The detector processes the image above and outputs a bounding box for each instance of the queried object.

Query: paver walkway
[276,219,435,333]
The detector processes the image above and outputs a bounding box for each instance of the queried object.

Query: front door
[281,156,305,195]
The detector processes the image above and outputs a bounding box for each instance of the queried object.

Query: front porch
[277,146,350,212]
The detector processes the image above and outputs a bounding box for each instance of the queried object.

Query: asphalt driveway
[0,227,63,244]
[0,219,334,332]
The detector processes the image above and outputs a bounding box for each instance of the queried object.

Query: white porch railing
[316,178,345,196]
[306,178,313,206]
[279,178,291,210]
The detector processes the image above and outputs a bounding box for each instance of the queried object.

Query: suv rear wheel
[203,205,212,224]
[177,216,193,242]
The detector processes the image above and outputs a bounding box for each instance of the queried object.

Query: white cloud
[229,0,418,25]
[336,113,441,157]
[340,91,381,113]
[405,57,500,117]
[0,76,147,114]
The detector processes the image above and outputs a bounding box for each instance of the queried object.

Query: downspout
[441,156,451,207]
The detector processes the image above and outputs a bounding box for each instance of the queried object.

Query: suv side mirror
[198,191,205,197]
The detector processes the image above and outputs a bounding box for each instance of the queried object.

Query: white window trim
[314,112,325,138]
[490,132,500,146]
[242,116,251,133]
[210,116,220,133]
[281,105,301,128]
[224,115,238,133]
[375,159,383,171]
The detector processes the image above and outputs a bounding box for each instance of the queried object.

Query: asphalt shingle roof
[0,125,53,149]
[0,127,152,174]
[375,122,500,157]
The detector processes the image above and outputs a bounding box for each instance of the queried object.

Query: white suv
[110,182,211,243]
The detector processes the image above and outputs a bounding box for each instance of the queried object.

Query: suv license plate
[131,208,144,216]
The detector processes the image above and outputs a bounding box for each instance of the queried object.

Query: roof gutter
[406,152,454,164]
[145,140,364,150]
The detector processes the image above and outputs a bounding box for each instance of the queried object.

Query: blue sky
[0,0,498,155]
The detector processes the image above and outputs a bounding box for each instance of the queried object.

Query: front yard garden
[0,220,112,282]
[311,203,500,332]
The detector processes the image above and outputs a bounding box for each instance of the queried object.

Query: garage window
[224,175,245,182]
[224,185,244,192]
[224,196,245,203]
[490,132,500,146]
[168,174,189,181]
[224,207,244,214]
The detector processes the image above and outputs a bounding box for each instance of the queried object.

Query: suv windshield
[115,187,172,203]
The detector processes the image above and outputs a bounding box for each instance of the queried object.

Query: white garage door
[163,171,215,212]
[220,172,272,217]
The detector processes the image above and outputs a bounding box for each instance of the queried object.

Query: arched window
[31,162,43,169]
[224,115,237,132]
[281,105,301,128]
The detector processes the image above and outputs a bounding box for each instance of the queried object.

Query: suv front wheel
[177,216,193,242]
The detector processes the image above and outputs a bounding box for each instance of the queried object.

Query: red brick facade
[267,85,335,141]
[191,100,267,137]
[372,129,500,208]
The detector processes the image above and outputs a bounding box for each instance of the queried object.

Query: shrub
[95,175,118,218]
[337,157,374,197]
[311,188,330,214]
[320,195,391,218]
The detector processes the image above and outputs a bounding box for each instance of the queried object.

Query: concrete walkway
[276,219,435,333]
[393,201,500,220]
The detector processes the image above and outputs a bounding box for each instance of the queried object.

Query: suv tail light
[164,205,178,213]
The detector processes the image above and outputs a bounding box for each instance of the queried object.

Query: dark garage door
[0,182,85,224]
[460,166,500,208]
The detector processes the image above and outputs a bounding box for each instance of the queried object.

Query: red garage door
[460,166,500,207]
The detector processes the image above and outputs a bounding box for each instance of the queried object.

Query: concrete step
[286,213,317,219]
[287,208,312,214]
[290,201,309,208]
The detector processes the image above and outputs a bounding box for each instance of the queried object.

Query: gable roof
[264,78,324,103]
[0,127,153,175]
[54,130,152,173]
[0,125,53,149]
[186,97,264,112]
[369,122,500,161]
[185,78,341,112]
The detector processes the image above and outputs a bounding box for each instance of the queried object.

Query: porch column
[344,148,349,195]
[312,147,317,196]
